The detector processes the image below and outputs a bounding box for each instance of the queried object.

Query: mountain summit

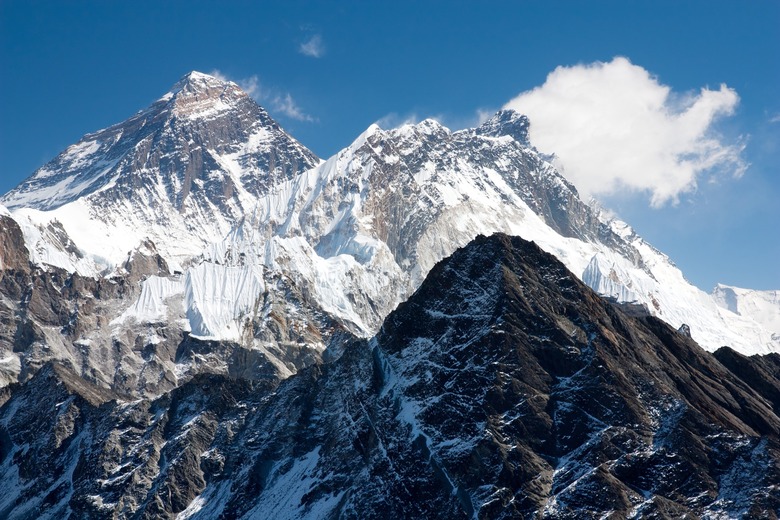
[0,72,777,401]
[2,71,319,266]
[2,234,778,518]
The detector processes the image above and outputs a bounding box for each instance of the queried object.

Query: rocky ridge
[2,234,778,519]
[0,73,777,402]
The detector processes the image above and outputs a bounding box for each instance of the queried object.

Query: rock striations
[1,234,778,518]
[1,72,780,518]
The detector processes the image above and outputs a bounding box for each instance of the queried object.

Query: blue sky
[1,0,778,290]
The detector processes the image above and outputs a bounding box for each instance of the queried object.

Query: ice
[2,100,778,356]
[114,275,185,325]
[713,284,780,335]
[184,262,265,340]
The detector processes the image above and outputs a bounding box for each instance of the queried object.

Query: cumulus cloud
[299,34,325,58]
[504,57,746,206]
[209,70,314,122]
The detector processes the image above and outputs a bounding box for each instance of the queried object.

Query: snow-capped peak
[394,118,450,139]
[350,123,383,150]
[2,70,319,271]
[163,71,248,118]
[475,109,530,145]
[177,70,229,87]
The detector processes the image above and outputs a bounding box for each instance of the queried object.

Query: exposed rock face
[0,213,30,274]
[0,72,776,404]
[0,206,349,397]
[2,71,321,268]
[2,234,778,519]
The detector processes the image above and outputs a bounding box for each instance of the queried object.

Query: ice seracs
[1,73,778,399]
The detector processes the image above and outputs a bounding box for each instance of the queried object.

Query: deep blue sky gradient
[1,0,778,289]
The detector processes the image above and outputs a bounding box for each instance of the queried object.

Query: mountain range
[0,71,778,518]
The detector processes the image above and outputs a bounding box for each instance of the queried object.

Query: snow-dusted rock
[1,72,778,400]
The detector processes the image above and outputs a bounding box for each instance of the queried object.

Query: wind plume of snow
[504,57,746,207]
[209,70,314,122]
[375,112,420,129]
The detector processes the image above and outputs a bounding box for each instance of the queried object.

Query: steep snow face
[713,284,780,338]
[205,112,617,335]
[581,220,780,354]
[2,83,777,358]
[204,111,778,354]
[2,71,320,271]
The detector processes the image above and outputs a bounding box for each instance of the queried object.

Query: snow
[114,275,185,325]
[2,96,778,358]
[712,284,780,336]
[176,496,207,519]
[184,262,265,340]
[240,447,346,520]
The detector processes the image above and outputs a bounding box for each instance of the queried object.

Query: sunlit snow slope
[3,71,320,274]
[2,72,778,367]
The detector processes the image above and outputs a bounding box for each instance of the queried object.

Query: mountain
[713,284,780,340]
[195,108,777,354]
[0,71,777,400]
[2,72,780,518]
[0,73,338,397]
[2,71,320,272]
[2,234,778,518]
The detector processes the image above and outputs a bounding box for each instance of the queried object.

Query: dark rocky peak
[2,233,780,518]
[121,239,170,282]
[373,232,780,516]
[475,109,530,145]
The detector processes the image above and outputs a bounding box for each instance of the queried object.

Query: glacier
[1,71,778,398]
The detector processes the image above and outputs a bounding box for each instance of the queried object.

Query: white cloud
[272,93,314,122]
[474,108,496,126]
[299,34,325,58]
[504,57,746,207]
[209,70,314,122]
[770,113,780,124]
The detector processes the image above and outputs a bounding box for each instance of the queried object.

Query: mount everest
[2,71,780,518]
[0,71,777,398]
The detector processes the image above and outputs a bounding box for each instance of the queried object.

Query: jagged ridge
[1,234,778,518]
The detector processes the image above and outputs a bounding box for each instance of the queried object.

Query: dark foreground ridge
[2,233,779,518]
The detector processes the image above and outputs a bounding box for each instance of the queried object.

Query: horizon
[1,1,778,291]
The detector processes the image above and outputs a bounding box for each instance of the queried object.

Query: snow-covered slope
[2,71,320,273]
[1,72,777,393]
[203,111,779,354]
[713,284,780,339]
